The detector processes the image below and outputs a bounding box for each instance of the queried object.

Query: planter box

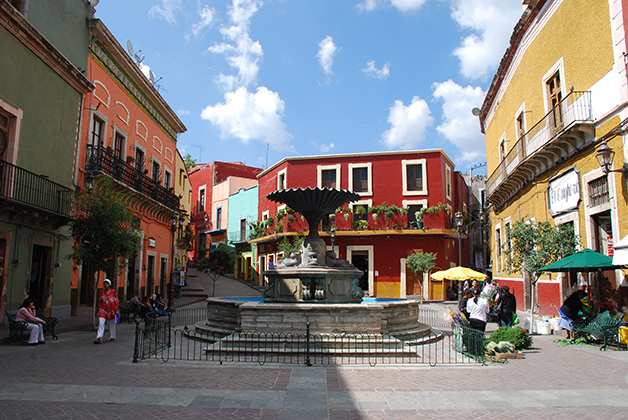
[495,352,524,359]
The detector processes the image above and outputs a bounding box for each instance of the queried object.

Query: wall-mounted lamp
[595,140,628,177]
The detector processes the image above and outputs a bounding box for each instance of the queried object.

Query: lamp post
[454,211,465,298]
[168,211,186,311]
[595,140,628,177]
[330,214,336,249]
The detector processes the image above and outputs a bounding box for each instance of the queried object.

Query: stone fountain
[263,187,364,303]
[196,188,431,339]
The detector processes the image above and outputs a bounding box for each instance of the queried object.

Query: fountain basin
[201,297,430,336]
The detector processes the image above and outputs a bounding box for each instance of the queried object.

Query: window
[216,207,222,230]
[349,163,372,195]
[90,116,104,148]
[135,148,146,171]
[351,200,372,223]
[317,164,340,189]
[0,111,9,161]
[499,138,506,161]
[199,188,206,212]
[240,219,247,242]
[152,160,161,182]
[588,177,609,207]
[322,170,336,188]
[495,227,502,273]
[277,168,287,190]
[401,159,426,195]
[547,71,563,129]
[445,166,452,200]
[516,110,526,141]
[113,132,124,159]
[164,171,171,189]
[407,204,423,228]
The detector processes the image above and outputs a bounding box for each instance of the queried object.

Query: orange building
[72,19,187,312]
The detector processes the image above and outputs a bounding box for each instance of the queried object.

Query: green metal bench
[4,311,28,344]
[36,308,58,340]
[573,311,622,351]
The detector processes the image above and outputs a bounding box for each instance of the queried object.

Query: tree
[503,220,578,327]
[406,251,437,275]
[183,154,197,170]
[197,244,235,297]
[68,178,142,326]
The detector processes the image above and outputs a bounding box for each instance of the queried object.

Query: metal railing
[170,307,206,327]
[487,91,592,195]
[85,145,179,211]
[132,311,486,366]
[0,160,74,217]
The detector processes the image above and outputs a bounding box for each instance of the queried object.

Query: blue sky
[94,0,523,174]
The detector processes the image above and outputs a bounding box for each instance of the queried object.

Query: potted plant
[126,156,135,164]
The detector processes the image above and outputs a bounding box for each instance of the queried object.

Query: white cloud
[362,60,390,80]
[187,6,216,40]
[316,36,339,79]
[312,142,335,153]
[200,87,293,151]
[148,0,182,24]
[450,0,522,80]
[432,79,485,162]
[177,109,191,116]
[356,0,380,12]
[357,0,427,13]
[390,0,428,13]
[208,0,263,90]
[381,96,434,149]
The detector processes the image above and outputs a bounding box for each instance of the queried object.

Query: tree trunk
[92,271,99,330]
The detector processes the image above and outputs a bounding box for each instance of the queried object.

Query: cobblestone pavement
[1,273,627,419]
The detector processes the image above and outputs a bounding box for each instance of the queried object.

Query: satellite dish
[126,39,134,57]
[134,51,145,64]
[149,70,156,84]
[90,0,100,6]
[471,107,481,116]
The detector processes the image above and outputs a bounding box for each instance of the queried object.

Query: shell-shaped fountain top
[267,187,361,214]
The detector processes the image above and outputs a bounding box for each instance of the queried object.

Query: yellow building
[479,0,628,315]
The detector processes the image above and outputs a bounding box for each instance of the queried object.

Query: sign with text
[548,168,581,216]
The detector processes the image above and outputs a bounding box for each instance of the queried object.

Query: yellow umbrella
[430,266,487,281]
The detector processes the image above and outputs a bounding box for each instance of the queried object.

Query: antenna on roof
[126,39,134,57]
[126,39,145,64]
[149,70,156,84]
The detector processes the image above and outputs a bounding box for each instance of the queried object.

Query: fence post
[133,321,141,363]
[305,321,312,366]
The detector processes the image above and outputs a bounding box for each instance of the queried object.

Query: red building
[189,161,262,258]
[253,150,469,300]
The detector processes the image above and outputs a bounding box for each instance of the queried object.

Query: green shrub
[484,326,532,350]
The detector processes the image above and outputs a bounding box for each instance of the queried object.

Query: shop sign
[148,238,156,248]
[548,169,581,216]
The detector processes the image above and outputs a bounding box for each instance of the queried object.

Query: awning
[613,235,628,266]
[538,248,623,273]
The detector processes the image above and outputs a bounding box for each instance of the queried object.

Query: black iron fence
[85,145,179,211]
[133,310,486,366]
[0,160,74,217]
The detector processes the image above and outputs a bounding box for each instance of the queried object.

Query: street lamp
[596,140,628,177]
[330,214,336,249]
[168,210,186,310]
[454,211,465,267]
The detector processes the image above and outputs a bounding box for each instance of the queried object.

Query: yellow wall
[485,0,613,175]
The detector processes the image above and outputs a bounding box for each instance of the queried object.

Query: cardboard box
[495,352,524,359]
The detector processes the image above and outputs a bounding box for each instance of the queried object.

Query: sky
[93,0,524,174]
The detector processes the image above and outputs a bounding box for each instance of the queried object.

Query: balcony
[228,229,249,245]
[0,160,73,228]
[85,145,179,217]
[487,91,595,211]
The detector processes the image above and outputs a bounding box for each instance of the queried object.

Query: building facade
[0,0,94,317]
[227,185,259,282]
[189,161,261,260]
[75,18,187,309]
[479,0,628,315]
[253,150,469,300]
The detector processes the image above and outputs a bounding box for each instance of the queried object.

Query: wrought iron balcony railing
[0,160,74,218]
[487,91,592,196]
[85,145,179,211]
[228,229,249,244]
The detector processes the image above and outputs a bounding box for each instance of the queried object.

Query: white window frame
[317,164,341,189]
[515,102,528,141]
[542,58,566,115]
[445,165,452,201]
[499,133,507,161]
[348,162,372,196]
[262,210,270,221]
[0,99,22,165]
[401,159,427,196]
[494,222,502,274]
[582,167,619,251]
[277,168,287,190]
[346,245,374,295]
[198,185,207,213]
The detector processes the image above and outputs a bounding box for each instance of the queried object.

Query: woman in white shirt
[466,289,489,332]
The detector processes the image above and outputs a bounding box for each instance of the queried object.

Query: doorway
[351,251,369,292]
[30,245,52,311]
[126,257,136,299]
[160,257,168,296]
[146,255,155,295]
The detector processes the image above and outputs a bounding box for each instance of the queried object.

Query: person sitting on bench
[15,298,47,346]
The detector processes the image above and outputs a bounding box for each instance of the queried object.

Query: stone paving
[0,272,627,418]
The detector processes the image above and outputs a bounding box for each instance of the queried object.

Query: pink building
[253,150,469,300]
